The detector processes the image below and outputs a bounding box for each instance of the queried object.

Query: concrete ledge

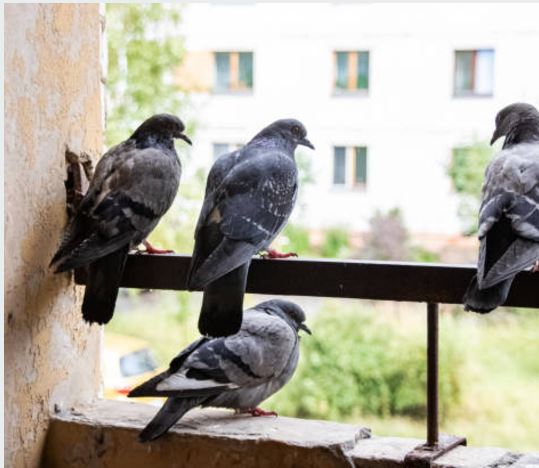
[43,400,369,467]
[43,400,535,468]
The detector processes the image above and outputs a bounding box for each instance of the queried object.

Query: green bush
[447,143,493,235]
[279,224,315,257]
[321,228,350,258]
[269,304,462,421]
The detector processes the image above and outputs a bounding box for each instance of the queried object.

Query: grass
[106,291,539,451]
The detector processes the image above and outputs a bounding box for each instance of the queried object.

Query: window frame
[453,49,494,98]
[331,145,368,191]
[213,51,254,95]
[332,50,370,96]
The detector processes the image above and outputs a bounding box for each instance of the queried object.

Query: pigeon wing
[476,143,539,288]
[52,142,180,272]
[188,151,297,289]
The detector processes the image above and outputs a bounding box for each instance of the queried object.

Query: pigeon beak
[490,128,501,146]
[299,323,312,335]
[178,133,192,145]
[299,138,315,150]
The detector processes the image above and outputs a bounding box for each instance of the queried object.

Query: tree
[447,142,493,235]
[106,4,189,146]
[105,4,201,256]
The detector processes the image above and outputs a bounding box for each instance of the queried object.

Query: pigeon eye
[291,126,301,137]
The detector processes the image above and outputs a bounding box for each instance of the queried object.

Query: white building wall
[180,2,539,235]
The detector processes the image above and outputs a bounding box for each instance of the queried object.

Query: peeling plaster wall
[4,5,103,467]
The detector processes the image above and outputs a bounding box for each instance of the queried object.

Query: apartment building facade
[177,2,539,237]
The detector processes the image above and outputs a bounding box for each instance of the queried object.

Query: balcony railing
[76,255,538,467]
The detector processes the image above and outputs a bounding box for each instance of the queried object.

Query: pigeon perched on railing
[50,114,191,324]
[129,299,311,442]
[464,103,539,313]
[187,119,314,337]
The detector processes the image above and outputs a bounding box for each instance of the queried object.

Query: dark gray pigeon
[50,114,191,324]
[464,103,539,313]
[187,119,314,337]
[129,299,311,442]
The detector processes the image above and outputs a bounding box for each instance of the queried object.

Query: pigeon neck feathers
[132,133,177,153]
[503,115,539,149]
[248,135,297,157]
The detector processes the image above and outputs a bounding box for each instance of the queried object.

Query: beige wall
[4,5,103,467]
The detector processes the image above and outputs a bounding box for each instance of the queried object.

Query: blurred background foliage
[106,4,191,147]
[104,4,538,452]
[447,142,493,235]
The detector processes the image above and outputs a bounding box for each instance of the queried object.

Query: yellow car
[103,332,163,406]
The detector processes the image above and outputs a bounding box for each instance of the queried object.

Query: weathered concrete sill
[43,400,538,468]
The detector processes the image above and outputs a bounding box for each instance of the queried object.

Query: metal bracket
[404,434,467,468]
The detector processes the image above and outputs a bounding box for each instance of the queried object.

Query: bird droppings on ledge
[43,400,536,468]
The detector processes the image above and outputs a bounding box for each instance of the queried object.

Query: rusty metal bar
[427,303,439,447]
[74,254,539,308]
[404,303,467,467]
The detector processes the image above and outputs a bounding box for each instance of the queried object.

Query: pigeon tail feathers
[81,245,129,324]
[138,396,207,443]
[463,274,514,313]
[198,262,249,337]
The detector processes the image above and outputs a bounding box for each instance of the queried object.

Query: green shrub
[321,228,350,258]
[280,224,316,257]
[269,304,462,421]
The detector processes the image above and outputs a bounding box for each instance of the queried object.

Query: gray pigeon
[50,114,191,324]
[464,103,539,313]
[129,299,311,442]
[187,119,314,337]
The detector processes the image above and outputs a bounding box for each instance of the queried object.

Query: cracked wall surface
[4,4,103,467]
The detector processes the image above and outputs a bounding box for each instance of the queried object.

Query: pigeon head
[251,119,315,151]
[491,103,539,146]
[255,299,311,335]
[131,114,192,146]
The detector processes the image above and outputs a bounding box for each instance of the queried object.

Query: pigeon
[129,299,311,442]
[464,103,539,313]
[50,114,191,324]
[187,119,314,337]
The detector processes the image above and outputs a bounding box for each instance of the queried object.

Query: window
[213,142,243,160]
[354,147,367,185]
[214,52,253,92]
[333,146,368,188]
[334,51,369,92]
[333,147,346,184]
[454,49,494,96]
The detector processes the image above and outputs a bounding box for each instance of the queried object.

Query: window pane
[335,52,348,90]
[354,147,367,184]
[475,49,494,95]
[238,52,253,89]
[454,51,474,94]
[333,147,346,185]
[357,52,369,90]
[213,143,230,160]
[215,52,230,91]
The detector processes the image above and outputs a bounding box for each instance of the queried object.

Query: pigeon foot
[249,407,278,417]
[142,240,174,255]
[261,249,297,259]
[533,260,539,273]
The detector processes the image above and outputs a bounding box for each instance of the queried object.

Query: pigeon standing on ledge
[129,299,311,443]
[464,103,539,313]
[187,119,314,337]
[50,114,191,324]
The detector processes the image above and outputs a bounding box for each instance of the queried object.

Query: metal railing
[76,255,538,467]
